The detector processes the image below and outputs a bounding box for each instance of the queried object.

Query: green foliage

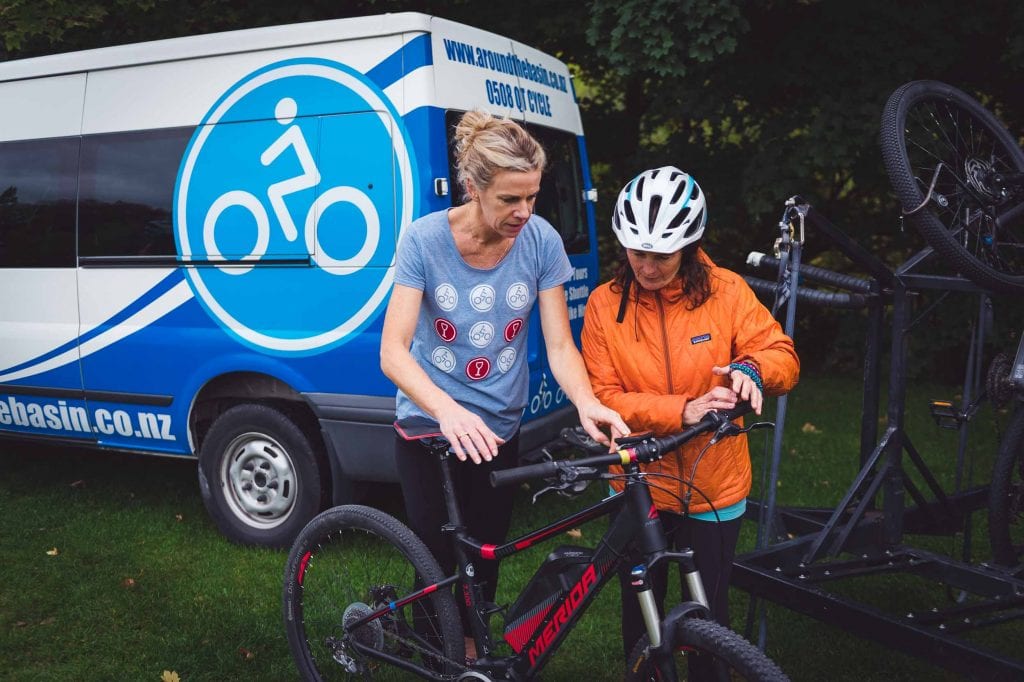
[2,0,1023,374]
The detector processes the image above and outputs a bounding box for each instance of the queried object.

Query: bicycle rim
[880,80,1024,294]
[283,506,462,680]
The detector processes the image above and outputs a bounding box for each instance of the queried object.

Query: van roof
[0,12,448,82]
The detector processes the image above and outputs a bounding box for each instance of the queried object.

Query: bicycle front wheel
[625,618,789,682]
[880,80,1024,294]
[989,403,1024,567]
[283,504,464,680]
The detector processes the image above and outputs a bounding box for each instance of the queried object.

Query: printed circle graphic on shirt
[469,321,495,348]
[431,346,456,373]
[435,283,458,311]
[470,284,496,312]
[174,58,417,354]
[506,282,530,310]
[465,357,491,380]
[434,318,457,342]
[497,347,516,373]
[504,318,524,342]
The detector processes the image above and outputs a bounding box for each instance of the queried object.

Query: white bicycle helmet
[612,166,707,253]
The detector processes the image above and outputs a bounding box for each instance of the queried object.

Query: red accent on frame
[481,544,497,560]
[297,551,312,586]
[648,504,659,520]
[504,603,555,653]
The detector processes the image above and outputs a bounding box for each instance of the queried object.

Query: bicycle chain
[360,621,474,681]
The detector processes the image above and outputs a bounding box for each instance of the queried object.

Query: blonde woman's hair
[453,110,546,199]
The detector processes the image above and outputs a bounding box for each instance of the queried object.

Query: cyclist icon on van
[176,57,416,353]
[202,97,380,275]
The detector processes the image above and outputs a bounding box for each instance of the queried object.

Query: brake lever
[708,419,775,445]
[530,465,600,504]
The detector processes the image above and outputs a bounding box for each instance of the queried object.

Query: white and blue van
[0,13,599,546]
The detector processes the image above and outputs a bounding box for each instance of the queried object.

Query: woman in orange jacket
[581,166,799,665]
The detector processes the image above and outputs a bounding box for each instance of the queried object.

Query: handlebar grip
[746,251,874,293]
[490,460,560,488]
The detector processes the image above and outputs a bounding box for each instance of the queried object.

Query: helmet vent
[648,196,662,231]
[623,201,637,226]
[670,180,686,205]
[635,176,646,201]
[667,206,691,231]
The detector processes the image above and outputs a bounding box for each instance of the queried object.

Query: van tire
[197,403,321,547]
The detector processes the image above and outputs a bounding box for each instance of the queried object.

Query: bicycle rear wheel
[988,403,1024,567]
[625,617,789,681]
[283,504,464,680]
[880,80,1024,294]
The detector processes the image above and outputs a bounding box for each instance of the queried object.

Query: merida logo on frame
[527,563,598,666]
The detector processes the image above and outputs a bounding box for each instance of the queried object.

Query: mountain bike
[282,405,789,680]
[880,79,1024,295]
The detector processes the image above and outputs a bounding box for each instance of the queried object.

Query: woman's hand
[436,403,504,464]
[576,401,630,450]
[682,385,743,426]
[712,364,764,415]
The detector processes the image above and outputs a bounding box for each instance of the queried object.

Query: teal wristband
[728,362,763,393]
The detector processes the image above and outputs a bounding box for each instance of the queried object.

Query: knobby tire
[880,80,1024,294]
[283,504,464,680]
[625,617,789,681]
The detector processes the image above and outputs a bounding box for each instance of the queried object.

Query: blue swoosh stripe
[366,33,432,90]
[1,270,184,376]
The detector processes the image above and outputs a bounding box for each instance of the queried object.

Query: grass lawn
[1,373,1021,680]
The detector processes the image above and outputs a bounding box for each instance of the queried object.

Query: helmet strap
[615,268,633,324]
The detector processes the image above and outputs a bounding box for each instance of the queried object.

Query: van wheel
[197,404,321,547]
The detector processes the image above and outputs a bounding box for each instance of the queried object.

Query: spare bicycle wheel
[880,80,1024,294]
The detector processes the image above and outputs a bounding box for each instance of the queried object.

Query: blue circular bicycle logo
[174,58,417,353]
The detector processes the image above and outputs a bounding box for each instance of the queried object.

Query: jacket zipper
[656,293,674,394]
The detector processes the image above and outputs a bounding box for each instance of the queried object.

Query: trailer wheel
[198,403,322,547]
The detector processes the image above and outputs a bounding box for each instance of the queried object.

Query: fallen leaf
[239,646,255,661]
[161,671,180,682]
[70,480,85,488]
[14,621,27,627]
[565,528,583,539]
[175,514,184,522]
[45,547,59,556]
[801,422,820,434]
[38,617,55,626]
[122,577,137,589]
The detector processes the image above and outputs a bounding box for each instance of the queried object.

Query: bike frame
[343,437,709,681]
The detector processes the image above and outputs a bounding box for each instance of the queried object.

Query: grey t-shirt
[394,209,573,439]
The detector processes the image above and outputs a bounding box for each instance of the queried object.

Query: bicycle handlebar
[490,403,754,488]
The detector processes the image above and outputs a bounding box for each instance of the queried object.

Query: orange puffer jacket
[581,252,799,514]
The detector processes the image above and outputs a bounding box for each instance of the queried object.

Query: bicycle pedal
[928,400,962,430]
[479,601,505,616]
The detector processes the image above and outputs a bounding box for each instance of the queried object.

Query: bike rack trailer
[735,201,1024,680]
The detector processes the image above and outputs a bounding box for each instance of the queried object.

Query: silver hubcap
[220,431,296,529]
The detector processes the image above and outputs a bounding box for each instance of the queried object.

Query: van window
[0,136,78,268]
[445,112,590,254]
[78,127,194,258]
